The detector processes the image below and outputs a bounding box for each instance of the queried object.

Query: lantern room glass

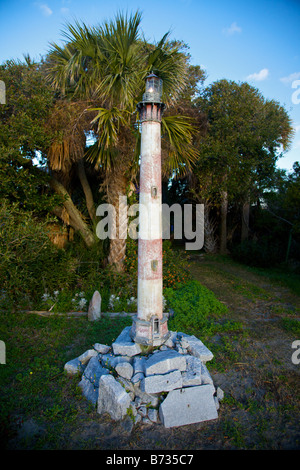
[145,73,163,101]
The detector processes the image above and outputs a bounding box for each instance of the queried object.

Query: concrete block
[159,384,218,428]
[144,349,186,376]
[97,374,131,421]
[100,353,132,369]
[93,343,110,354]
[112,326,142,357]
[201,362,213,385]
[141,370,182,394]
[64,357,85,375]
[115,361,134,380]
[78,349,98,365]
[181,355,202,387]
[179,333,213,363]
[133,356,145,374]
[78,356,109,404]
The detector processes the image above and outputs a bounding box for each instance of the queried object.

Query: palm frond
[85,140,117,173]
[146,36,188,106]
[161,115,199,177]
[85,107,130,170]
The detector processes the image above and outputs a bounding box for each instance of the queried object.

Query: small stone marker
[88,290,101,321]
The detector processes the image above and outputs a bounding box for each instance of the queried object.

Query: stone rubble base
[64,326,224,428]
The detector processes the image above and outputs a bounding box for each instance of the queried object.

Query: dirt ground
[8,255,300,451]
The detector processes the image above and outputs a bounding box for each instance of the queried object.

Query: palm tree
[46,11,199,271]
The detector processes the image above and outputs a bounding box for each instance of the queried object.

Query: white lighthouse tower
[131,73,170,348]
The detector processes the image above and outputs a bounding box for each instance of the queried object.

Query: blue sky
[0,0,300,171]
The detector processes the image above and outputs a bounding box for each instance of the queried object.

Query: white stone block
[163,331,178,348]
[93,343,110,354]
[97,375,131,421]
[181,355,202,387]
[144,350,186,376]
[148,408,159,423]
[112,326,142,357]
[201,362,213,385]
[141,370,182,394]
[115,361,134,380]
[100,353,132,369]
[179,333,213,363]
[217,387,224,401]
[133,356,145,374]
[133,389,159,407]
[78,356,109,404]
[159,384,218,428]
[78,349,98,365]
[64,357,84,375]
[131,372,144,384]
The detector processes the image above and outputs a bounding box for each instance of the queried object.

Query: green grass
[1,253,299,450]
[241,264,300,297]
[0,311,132,448]
[279,318,300,335]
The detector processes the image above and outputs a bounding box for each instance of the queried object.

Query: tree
[0,57,103,249]
[0,57,62,214]
[45,11,201,271]
[195,79,294,253]
[45,98,99,247]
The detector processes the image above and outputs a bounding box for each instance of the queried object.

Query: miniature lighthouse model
[131,73,170,347]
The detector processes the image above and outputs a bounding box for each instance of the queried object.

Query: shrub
[165,279,229,333]
[124,239,191,289]
[162,240,192,288]
[230,238,284,268]
[0,201,77,308]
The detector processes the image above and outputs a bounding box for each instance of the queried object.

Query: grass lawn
[0,254,299,450]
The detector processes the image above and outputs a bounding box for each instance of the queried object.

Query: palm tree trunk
[105,170,128,271]
[50,177,96,248]
[76,158,96,222]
